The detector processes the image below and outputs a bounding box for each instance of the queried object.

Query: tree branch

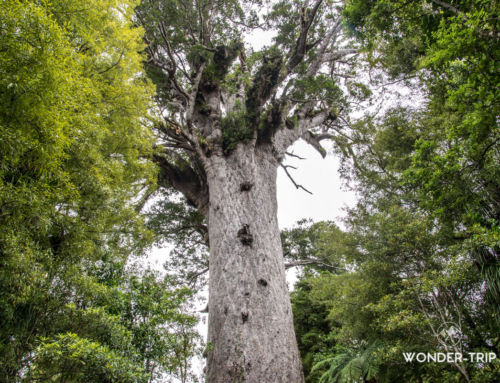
[304,16,343,77]
[303,131,327,158]
[271,107,332,159]
[322,48,358,63]
[285,151,306,160]
[97,49,125,74]
[158,21,190,102]
[188,267,209,286]
[154,152,209,215]
[280,164,313,194]
[186,61,207,130]
[287,0,324,72]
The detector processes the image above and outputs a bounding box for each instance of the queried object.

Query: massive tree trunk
[137,1,355,380]
[205,144,304,382]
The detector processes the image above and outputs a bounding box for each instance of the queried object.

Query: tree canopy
[134,0,366,212]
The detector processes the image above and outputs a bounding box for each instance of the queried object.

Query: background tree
[343,0,500,315]
[0,1,200,381]
[289,2,500,378]
[288,14,499,375]
[287,2,499,372]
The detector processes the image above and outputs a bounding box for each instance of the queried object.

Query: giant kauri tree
[135,0,359,381]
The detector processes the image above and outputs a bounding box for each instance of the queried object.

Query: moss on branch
[221,108,253,154]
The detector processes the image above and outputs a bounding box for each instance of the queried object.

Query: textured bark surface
[205,144,304,383]
[137,2,358,380]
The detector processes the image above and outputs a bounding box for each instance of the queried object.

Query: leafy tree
[343,0,500,316]
[282,220,351,273]
[289,117,499,381]
[290,2,498,382]
[20,267,200,383]
[291,209,499,382]
[292,277,337,383]
[147,197,209,289]
[28,333,148,383]
[121,268,202,383]
[0,1,200,381]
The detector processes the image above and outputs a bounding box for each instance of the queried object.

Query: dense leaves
[290,2,499,382]
[0,1,200,381]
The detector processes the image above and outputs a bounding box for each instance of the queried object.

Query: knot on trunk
[237,224,253,246]
[257,278,268,287]
[239,182,253,192]
[241,310,249,323]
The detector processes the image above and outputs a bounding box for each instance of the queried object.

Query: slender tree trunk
[205,144,304,382]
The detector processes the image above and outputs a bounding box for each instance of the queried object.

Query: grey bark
[205,143,304,383]
[138,3,358,380]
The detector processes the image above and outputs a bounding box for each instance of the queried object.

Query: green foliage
[0,1,201,381]
[147,195,209,287]
[292,75,345,105]
[282,220,350,274]
[28,333,148,383]
[341,0,500,316]
[221,108,254,153]
[120,268,202,382]
[292,209,499,382]
[292,278,336,382]
[290,4,500,373]
[311,343,380,383]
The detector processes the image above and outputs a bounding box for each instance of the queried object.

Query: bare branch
[188,267,209,286]
[199,302,209,313]
[303,131,327,158]
[285,151,306,160]
[280,164,313,194]
[316,133,335,142]
[322,48,358,63]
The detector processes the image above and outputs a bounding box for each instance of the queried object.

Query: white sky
[277,140,356,229]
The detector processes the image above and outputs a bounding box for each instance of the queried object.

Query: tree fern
[312,342,380,383]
